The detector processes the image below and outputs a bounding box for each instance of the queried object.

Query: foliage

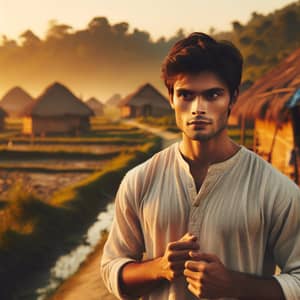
[215,1,300,84]
[1,3,299,99]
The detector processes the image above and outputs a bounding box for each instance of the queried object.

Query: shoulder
[125,142,177,181]
[120,142,178,197]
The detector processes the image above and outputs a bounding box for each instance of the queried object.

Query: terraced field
[0,117,151,202]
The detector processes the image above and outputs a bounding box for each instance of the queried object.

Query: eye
[177,90,195,101]
[204,89,223,101]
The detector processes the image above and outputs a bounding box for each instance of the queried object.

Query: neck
[179,129,240,168]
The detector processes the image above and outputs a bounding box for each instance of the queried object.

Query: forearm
[231,271,285,300]
[119,257,166,297]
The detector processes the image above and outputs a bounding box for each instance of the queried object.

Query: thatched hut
[106,94,121,107]
[86,97,105,116]
[0,107,7,131]
[23,82,94,135]
[0,87,34,117]
[119,83,172,118]
[232,47,300,182]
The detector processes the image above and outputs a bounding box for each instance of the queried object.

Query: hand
[158,233,199,282]
[184,252,236,299]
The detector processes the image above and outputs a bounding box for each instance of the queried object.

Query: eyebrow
[175,87,225,94]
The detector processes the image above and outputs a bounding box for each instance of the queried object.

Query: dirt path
[49,122,176,300]
[122,119,180,148]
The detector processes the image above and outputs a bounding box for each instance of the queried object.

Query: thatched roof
[232,47,300,123]
[24,82,94,117]
[0,107,7,118]
[86,97,104,108]
[106,93,121,106]
[86,97,104,115]
[0,86,34,117]
[119,83,170,109]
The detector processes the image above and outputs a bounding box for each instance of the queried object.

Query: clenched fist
[184,252,236,298]
[158,233,200,281]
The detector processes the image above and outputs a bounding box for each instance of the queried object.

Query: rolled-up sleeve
[269,186,300,299]
[100,172,145,299]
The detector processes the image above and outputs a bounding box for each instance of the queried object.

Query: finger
[186,276,202,289]
[189,251,220,263]
[187,282,201,298]
[179,232,197,242]
[167,249,193,261]
[169,240,199,251]
[184,268,204,281]
[185,260,206,272]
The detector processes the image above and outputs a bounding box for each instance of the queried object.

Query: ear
[169,93,175,109]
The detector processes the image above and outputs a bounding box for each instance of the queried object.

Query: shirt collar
[174,141,245,176]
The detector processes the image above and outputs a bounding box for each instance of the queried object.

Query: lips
[187,120,211,125]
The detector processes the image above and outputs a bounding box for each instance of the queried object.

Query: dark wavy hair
[161,32,243,101]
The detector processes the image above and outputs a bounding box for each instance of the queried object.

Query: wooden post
[268,122,279,163]
[240,115,245,145]
[290,107,300,184]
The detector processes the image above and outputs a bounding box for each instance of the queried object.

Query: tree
[0,35,18,49]
[232,21,243,33]
[19,30,41,47]
[46,20,73,39]
[88,17,110,33]
[113,22,129,36]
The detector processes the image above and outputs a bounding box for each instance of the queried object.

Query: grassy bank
[0,135,150,145]
[0,136,162,299]
[0,149,120,160]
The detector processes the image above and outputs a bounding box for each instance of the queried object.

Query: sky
[0,0,295,41]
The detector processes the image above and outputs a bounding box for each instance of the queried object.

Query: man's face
[170,71,232,142]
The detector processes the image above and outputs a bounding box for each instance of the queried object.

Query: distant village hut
[0,87,34,118]
[0,107,7,131]
[106,93,122,107]
[86,97,105,116]
[119,83,172,118]
[232,47,300,182]
[23,82,94,135]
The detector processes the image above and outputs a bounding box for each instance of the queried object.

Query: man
[101,32,300,299]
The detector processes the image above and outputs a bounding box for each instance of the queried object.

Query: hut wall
[93,108,104,116]
[120,106,132,118]
[150,106,172,117]
[22,117,32,134]
[27,116,90,135]
[0,118,5,131]
[255,119,294,176]
[121,105,171,118]
[228,115,239,126]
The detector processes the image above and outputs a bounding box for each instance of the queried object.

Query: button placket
[188,206,199,235]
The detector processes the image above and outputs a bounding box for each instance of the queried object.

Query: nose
[191,95,207,115]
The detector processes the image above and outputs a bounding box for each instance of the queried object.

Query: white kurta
[101,142,300,300]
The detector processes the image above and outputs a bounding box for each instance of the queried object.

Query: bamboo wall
[255,119,294,177]
[22,116,90,135]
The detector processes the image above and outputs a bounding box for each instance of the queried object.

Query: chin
[192,135,214,142]
[187,132,215,142]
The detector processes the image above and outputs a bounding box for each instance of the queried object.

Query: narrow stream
[33,202,115,300]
